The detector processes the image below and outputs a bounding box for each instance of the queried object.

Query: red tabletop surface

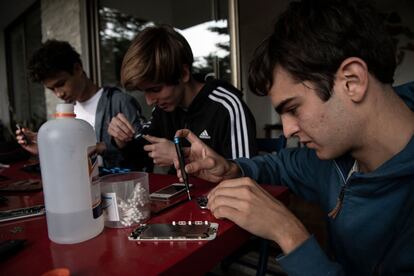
[0,161,289,276]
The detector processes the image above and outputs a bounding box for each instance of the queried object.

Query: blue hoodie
[236,82,414,275]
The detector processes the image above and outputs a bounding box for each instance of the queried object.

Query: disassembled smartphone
[150,183,193,200]
[129,221,218,241]
[0,179,42,192]
[0,205,45,222]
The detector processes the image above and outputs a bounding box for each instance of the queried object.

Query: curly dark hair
[28,39,82,82]
[248,0,396,101]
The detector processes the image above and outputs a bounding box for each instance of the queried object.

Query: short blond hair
[121,25,194,90]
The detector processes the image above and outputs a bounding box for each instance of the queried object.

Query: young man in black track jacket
[108,25,257,168]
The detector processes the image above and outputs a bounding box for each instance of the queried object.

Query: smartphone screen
[150,183,191,199]
[155,185,186,195]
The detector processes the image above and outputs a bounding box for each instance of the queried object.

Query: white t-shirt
[74,88,103,130]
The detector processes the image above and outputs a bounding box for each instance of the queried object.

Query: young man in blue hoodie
[174,0,414,275]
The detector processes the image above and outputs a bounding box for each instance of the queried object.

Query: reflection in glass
[99,6,153,86]
[181,19,230,82]
[98,2,230,87]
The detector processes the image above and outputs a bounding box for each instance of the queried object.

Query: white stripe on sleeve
[208,87,250,158]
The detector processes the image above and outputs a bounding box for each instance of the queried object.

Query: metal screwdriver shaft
[174,137,191,201]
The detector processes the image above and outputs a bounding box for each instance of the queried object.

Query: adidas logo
[199,130,211,139]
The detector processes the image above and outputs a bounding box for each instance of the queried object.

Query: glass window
[98,0,230,116]
[5,2,44,130]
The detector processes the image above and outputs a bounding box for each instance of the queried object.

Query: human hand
[208,177,310,254]
[107,113,135,148]
[173,129,241,183]
[95,142,107,154]
[143,135,176,166]
[15,128,38,155]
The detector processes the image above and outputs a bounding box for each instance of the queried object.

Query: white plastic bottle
[38,103,103,244]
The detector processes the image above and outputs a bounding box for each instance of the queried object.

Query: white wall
[239,0,290,138]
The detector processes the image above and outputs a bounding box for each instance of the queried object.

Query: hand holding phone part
[143,135,176,166]
[207,177,310,255]
[107,113,135,148]
[173,129,242,183]
[15,126,39,155]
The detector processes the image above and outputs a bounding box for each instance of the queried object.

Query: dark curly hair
[248,0,396,101]
[28,39,82,82]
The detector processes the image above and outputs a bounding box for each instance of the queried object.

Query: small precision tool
[0,205,45,222]
[16,124,31,145]
[174,137,191,201]
[134,117,152,140]
[196,196,208,209]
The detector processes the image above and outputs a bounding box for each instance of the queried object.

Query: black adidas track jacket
[121,79,257,167]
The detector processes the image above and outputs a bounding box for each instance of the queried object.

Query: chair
[256,136,287,154]
[220,135,287,276]
[263,123,283,139]
[256,135,286,276]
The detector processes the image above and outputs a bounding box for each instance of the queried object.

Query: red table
[0,161,289,276]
